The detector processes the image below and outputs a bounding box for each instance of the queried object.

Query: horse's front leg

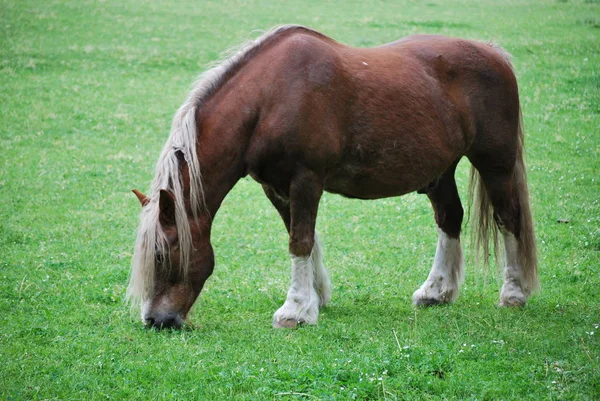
[263,171,330,328]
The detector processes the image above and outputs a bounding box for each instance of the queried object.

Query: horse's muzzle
[144,313,184,330]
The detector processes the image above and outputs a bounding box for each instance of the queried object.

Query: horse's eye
[155,249,164,264]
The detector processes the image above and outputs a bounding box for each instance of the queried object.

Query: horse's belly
[324,141,459,199]
[324,180,412,199]
[323,164,436,200]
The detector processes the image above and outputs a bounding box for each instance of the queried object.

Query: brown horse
[129,25,538,329]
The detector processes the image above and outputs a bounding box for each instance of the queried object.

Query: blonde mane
[127,25,315,307]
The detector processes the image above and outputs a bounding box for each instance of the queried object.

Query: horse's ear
[159,189,176,226]
[132,189,149,207]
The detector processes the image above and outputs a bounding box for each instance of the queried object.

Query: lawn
[1,0,599,399]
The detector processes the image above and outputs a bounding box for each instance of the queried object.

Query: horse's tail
[511,111,539,293]
[468,111,539,293]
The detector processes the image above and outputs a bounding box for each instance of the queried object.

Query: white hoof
[499,282,527,307]
[412,278,458,307]
[273,289,319,328]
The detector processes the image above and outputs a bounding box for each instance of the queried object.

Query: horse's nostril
[144,314,182,330]
[161,316,182,329]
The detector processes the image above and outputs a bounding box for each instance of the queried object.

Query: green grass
[1,0,599,399]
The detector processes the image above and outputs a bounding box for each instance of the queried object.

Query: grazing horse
[129,25,538,330]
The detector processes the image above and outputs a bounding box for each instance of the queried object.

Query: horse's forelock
[128,200,162,305]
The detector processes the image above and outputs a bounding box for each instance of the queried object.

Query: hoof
[413,296,446,307]
[499,296,526,307]
[272,291,319,329]
[273,318,301,329]
[412,286,455,307]
[499,284,527,307]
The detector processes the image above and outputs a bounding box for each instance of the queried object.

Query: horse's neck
[193,93,257,217]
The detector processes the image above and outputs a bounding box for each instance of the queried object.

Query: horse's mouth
[144,313,184,330]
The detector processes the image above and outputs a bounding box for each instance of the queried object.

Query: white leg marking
[273,233,332,328]
[413,228,464,306]
[499,230,527,306]
[273,253,320,328]
[312,232,331,307]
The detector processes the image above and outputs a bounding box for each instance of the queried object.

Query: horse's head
[130,189,214,329]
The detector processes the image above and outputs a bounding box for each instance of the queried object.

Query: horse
[128,25,538,330]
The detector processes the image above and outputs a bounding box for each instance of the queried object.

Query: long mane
[127,24,319,307]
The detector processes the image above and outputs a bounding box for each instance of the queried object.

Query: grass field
[1,0,599,399]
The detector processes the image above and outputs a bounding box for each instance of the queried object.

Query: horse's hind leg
[476,169,537,306]
[413,161,465,306]
[262,176,331,328]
